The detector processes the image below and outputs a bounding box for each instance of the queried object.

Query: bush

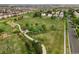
[32,40,42,54]
[26,23,33,31]
[41,24,47,32]
[64,11,68,18]
[46,10,52,14]
[17,16,23,20]
[51,15,56,19]
[33,12,41,18]
[0,28,4,33]
[76,28,79,37]
[68,9,74,17]
[14,18,17,21]
[50,24,56,30]
[35,23,47,33]
[72,17,79,25]
[26,23,47,34]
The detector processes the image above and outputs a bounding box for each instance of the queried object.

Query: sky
[0,0,79,4]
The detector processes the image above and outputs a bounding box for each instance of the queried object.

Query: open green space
[0,11,64,54]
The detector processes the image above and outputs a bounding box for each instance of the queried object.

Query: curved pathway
[14,23,47,54]
[0,17,47,54]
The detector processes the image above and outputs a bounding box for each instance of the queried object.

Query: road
[14,23,47,54]
[68,18,79,54]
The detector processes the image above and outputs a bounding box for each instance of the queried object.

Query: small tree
[64,11,68,18]
[14,18,17,21]
[76,28,79,37]
[68,9,74,17]
[33,12,41,18]
[47,10,52,14]
[41,24,47,32]
[51,15,56,19]
[0,28,4,33]
[32,40,42,54]
[26,23,33,31]
[0,28,4,36]
[35,23,42,33]
[72,17,79,25]
[50,24,56,31]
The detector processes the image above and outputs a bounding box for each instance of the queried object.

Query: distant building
[52,11,55,14]
[59,12,64,18]
[47,14,52,17]
[0,16,3,19]
[74,11,79,18]
[41,13,46,16]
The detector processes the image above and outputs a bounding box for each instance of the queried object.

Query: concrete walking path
[64,21,66,54]
[14,23,47,54]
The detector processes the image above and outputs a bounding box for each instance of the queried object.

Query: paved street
[68,19,79,54]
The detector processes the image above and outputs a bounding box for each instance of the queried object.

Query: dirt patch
[0,33,11,39]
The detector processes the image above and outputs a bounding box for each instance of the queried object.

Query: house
[41,13,46,16]
[52,11,55,14]
[0,16,3,19]
[47,14,52,17]
[59,11,64,18]
[74,11,79,18]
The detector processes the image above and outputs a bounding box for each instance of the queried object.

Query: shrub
[26,23,47,34]
[72,17,79,25]
[50,24,56,30]
[26,23,33,31]
[41,24,47,32]
[68,9,74,17]
[32,40,42,54]
[76,28,79,37]
[33,12,41,18]
[14,18,17,21]
[51,15,56,19]
[46,10,52,14]
[0,28,4,33]
[64,11,68,18]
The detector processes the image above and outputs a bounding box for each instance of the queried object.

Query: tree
[76,27,79,37]
[51,15,56,19]
[46,10,52,14]
[0,28,4,33]
[26,23,33,31]
[41,24,47,32]
[33,12,41,18]
[50,24,56,30]
[0,28,4,36]
[26,23,47,34]
[64,11,68,18]
[35,23,42,33]
[32,40,42,54]
[14,18,17,21]
[72,17,79,25]
[68,9,74,17]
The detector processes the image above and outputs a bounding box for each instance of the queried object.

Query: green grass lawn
[0,12,64,54]
[15,12,64,54]
[0,22,28,54]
